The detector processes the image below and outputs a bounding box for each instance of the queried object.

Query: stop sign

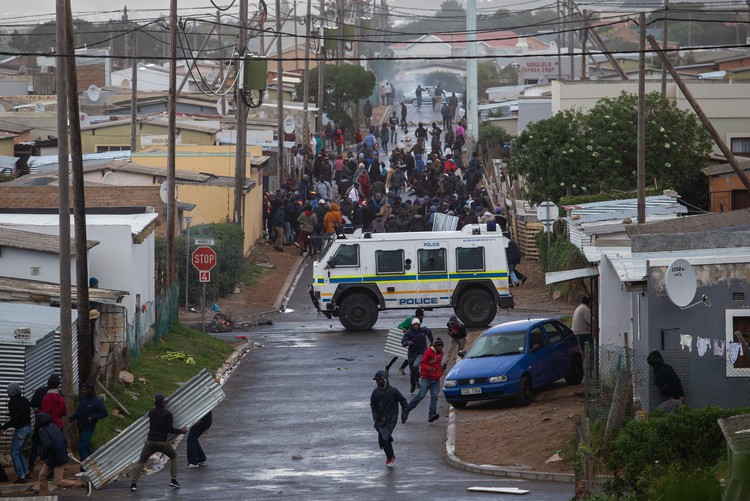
[192,246,217,272]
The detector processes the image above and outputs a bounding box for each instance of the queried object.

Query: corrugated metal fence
[82,368,225,490]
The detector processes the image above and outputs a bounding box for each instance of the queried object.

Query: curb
[273,255,307,312]
[444,408,576,483]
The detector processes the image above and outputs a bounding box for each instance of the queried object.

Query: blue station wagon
[442,318,584,408]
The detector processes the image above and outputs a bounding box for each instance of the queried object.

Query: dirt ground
[188,241,583,475]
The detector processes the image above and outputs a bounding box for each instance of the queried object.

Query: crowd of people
[267,114,505,256]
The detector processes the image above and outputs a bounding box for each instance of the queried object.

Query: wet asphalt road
[98,260,574,500]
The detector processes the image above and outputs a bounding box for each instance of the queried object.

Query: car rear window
[543,321,570,344]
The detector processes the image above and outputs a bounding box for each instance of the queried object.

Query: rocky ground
[195,239,584,475]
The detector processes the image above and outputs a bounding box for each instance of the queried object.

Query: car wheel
[338,292,378,331]
[456,288,497,327]
[517,376,533,406]
[411,98,418,107]
[565,355,584,385]
[448,400,467,409]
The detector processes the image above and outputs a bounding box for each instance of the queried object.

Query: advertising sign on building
[141,134,183,147]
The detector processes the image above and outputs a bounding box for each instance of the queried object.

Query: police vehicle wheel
[456,288,496,327]
[339,292,378,331]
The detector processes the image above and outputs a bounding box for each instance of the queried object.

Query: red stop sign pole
[191,246,217,332]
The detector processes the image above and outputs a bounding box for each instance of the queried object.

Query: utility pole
[556,0,562,80]
[64,0,92,381]
[217,11,226,114]
[166,0,178,288]
[568,0,575,80]
[637,13,646,225]
[277,0,285,184]
[130,30,137,152]
[302,0,312,148]
[234,0,248,224]
[56,0,74,428]
[466,0,478,154]
[337,0,344,65]
[316,0,325,133]
[661,0,669,96]
[581,10,588,80]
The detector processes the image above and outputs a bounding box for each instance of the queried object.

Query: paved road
[100,260,573,500]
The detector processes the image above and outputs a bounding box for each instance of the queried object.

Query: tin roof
[0,213,159,242]
[0,227,98,255]
[0,302,78,344]
[0,277,128,305]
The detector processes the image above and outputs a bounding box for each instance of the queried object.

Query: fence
[125,282,180,365]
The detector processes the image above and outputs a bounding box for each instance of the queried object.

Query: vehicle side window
[333,244,359,267]
[456,247,485,272]
[543,321,570,344]
[528,327,547,350]
[418,248,446,274]
[376,250,404,275]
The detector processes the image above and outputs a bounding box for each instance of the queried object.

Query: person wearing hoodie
[370,370,409,468]
[647,350,685,401]
[323,202,343,237]
[36,412,91,496]
[297,204,318,257]
[40,374,66,429]
[130,394,188,492]
[401,317,434,394]
[68,382,108,462]
[1,382,32,483]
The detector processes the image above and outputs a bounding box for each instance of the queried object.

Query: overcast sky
[3,0,737,25]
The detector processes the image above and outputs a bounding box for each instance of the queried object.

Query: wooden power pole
[166,0,178,288]
[637,13,646,224]
[234,0,248,225]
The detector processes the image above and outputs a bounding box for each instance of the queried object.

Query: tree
[508,91,712,207]
[295,64,376,130]
[477,61,501,100]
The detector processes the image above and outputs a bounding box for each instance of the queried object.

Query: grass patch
[240,260,266,287]
[85,322,233,456]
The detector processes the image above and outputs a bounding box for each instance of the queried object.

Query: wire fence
[125,282,180,366]
[578,340,750,496]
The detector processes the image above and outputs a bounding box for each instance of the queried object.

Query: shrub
[534,220,589,301]
[603,406,750,498]
[157,223,244,304]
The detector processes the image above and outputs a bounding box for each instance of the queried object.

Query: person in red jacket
[40,374,66,429]
[406,338,444,422]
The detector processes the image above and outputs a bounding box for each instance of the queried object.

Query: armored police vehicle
[308,225,514,331]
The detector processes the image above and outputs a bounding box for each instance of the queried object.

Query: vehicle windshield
[318,235,336,261]
[466,330,526,358]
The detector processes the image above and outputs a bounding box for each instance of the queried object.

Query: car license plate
[461,388,481,395]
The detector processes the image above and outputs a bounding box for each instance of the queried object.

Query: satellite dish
[102,172,119,185]
[87,84,101,102]
[283,116,295,134]
[34,103,45,112]
[665,258,697,308]
[159,181,178,204]
[215,97,230,116]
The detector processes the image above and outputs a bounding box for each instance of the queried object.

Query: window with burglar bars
[456,247,485,272]
[418,248,446,274]
[376,249,404,275]
[333,244,359,267]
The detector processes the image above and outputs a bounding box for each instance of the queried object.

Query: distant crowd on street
[264,96,509,257]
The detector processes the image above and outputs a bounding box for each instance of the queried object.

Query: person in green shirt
[385,308,425,375]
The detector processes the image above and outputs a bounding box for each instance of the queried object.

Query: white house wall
[0,247,76,283]
[130,231,155,316]
[599,254,635,348]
